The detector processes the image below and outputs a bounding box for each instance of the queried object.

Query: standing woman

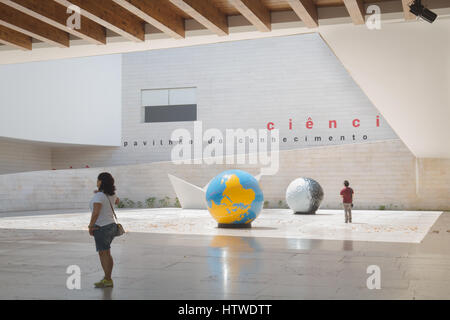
[89,172,120,288]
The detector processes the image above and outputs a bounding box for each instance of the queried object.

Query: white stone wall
[1,140,449,213]
[0,139,51,175]
[51,33,398,169]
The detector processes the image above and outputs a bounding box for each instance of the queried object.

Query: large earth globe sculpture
[206,169,264,228]
[285,177,324,214]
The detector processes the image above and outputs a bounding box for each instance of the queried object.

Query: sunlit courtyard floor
[0,208,449,300]
[0,208,443,243]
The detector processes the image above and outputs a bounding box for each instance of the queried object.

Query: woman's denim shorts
[93,223,118,252]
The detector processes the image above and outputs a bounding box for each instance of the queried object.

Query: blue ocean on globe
[205,169,264,225]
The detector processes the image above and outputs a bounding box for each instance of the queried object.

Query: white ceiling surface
[320,18,450,159]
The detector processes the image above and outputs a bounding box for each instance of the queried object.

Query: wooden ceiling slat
[0,3,69,47]
[205,0,351,16]
[342,0,365,25]
[0,24,31,50]
[170,0,228,36]
[113,0,185,39]
[286,0,318,28]
[402,0,416,21]
[229,0,271,32]
[0,0,106,45]
[54,0,145,42]
[0,0,446,51]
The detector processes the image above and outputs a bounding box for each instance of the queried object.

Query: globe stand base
[294,211,317,215]
[218,223,252,229]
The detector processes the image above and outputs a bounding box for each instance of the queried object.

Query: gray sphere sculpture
[285,178,324,214]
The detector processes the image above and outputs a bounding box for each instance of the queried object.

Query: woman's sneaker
[94,279,113,288]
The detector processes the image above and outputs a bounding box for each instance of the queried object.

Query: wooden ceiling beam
[286,0,318,28]
[229,0,271,32]
[0,3,69,47]
[0,0,106,45]
[54,0,145,42]
[343,0,365,25]
[402,0,417,21]
[113,0,184,39]
[170,0,228,36]
[0,24,31,50]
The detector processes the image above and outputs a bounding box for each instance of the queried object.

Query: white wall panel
[320,19,450,158]
[0,54,122,146]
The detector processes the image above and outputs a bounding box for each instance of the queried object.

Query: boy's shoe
[94,279,113,288]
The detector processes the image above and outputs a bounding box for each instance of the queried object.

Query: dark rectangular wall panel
[145,104,197,123]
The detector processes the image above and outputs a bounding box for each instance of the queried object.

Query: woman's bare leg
[99,250,114,280]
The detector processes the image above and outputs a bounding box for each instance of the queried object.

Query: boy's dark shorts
[93,223,117,252]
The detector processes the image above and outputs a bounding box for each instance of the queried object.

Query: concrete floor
[0,209,449,299]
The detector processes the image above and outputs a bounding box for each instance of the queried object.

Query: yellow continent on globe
[209,174,256,224]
